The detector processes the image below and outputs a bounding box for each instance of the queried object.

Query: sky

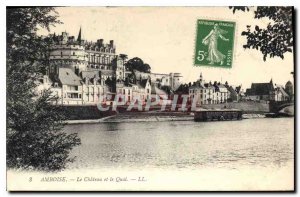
[39,7,294,90]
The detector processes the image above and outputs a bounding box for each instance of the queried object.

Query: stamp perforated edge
[193,16,239,70]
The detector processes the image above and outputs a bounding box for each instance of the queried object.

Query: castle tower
[115,55,125,81]
[49,29,87,77]
[285,80,293,99]
[170,72,182,91]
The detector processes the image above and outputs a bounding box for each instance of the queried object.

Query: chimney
[93,77,97,85]
[98,39,104,47]
[74,67,79,76]
[99,71,102,79]
[110,40,114,47]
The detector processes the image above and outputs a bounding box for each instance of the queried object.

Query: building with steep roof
[188,73,228,105]
[245,79,275,101]
[244,79,291,102]
[225,85,239,102]
[56,68,83,105]
[137,78,151,102]
[214,83,229,104]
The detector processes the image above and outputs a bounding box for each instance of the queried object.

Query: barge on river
[194,109,243,122]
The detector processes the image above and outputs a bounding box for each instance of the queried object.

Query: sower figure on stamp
[202,24,229,65]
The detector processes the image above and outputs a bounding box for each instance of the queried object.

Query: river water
[63,118,294,171]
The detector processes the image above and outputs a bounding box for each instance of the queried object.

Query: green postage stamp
[194,19,236,68]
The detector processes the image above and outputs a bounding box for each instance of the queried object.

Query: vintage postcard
[6,6,294,191]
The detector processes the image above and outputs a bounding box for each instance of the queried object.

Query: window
[73,52,75,56]
[75,86,78,91]
[61,52,63,57]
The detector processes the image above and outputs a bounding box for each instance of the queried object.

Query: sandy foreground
[7,161,294,191]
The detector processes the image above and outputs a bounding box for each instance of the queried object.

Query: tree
[7,7,81,171]
[175,84,189,94]
[125,71,137,84]
[160,85,172,95]
[125,57,151,73]
[105,76,116,92]
[229,6,293,61]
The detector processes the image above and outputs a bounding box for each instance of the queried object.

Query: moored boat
[194,109,243,122]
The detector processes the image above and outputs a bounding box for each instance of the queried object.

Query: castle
[37,28,182,105]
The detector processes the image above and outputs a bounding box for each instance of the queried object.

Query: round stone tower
[285,80,293,99]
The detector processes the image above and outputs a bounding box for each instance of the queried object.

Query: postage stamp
[194,19,236,68]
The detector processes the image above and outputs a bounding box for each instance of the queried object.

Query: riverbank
[65,111,271,124]
[63,101,293,124]
[62,101,270,120]
[65,111,194,124]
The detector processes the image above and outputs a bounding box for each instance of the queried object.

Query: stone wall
[201,101,270,113]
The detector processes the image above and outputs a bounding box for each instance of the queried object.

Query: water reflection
[64,118,294,170]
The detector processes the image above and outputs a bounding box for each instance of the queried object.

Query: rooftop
[58,68,82,86]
